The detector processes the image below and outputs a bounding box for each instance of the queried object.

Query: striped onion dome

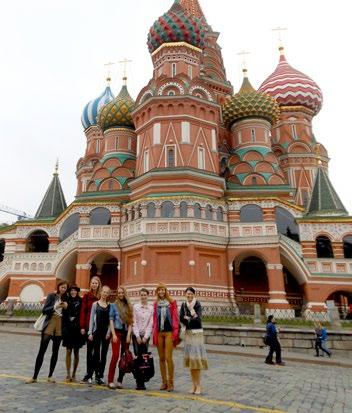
[222,69,280,128]
[98,80,135,131]
[147,0,205,53]
[258,47,323,115]
[81,84,114,130]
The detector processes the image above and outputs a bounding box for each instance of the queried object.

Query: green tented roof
[35,172,67,219]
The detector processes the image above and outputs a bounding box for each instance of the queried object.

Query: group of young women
[26,277,208,395]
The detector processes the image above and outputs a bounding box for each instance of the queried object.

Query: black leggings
[88,333,109,379]
[33,334,62,379]
[265,338,282,364]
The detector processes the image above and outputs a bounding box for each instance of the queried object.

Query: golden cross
[104,62,115,84]
[118,58,132,84]
[272,27,287,48]
[237,50,250,70]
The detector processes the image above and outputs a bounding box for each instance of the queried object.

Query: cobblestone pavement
[0,333,351,413]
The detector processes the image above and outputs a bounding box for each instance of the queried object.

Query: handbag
[118,349,134,374]
[133,352,155,383]
[34,314,46,332]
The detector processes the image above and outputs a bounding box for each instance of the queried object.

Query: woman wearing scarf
[180,287,208,395]
[153,283,179,392]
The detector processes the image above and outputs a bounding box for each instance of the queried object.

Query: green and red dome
[147,0,205,53]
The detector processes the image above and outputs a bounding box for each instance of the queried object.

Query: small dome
[258,48,323,115]
[81,85,114,130]
[222,70,280,128]
[98,82,135,131]
[147,0,205,54]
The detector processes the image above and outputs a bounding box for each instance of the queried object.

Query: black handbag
[133,352,155,383]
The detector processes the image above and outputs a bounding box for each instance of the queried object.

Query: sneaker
[96,378,105,386]
[87,378,93,385]
[108,383,117,389]
[81,375,89,383]
[25,378,37,384]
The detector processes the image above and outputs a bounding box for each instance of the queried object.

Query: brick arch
[19,279,46,290]
[230,249,269,269]
[86,249,120,265]
[324,286,352,302]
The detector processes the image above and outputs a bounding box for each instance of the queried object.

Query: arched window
[26,230,49,252]
[147,203,156,218]
[0,239,5,262]
[240,205,263,223]
[205,205,212,220]
[137,205,142,219]
[343,236,352,259]
[193,203,201,219]
[131,207,135,221]
[161,201,175,218]
[252,177,257,185]
[167,147,175,167]
[275,207,300,242]
[316,236,334,259]
[216,207,224,222]
[180,201,188,218]
[89,207,111,225]
[59,213,80,242]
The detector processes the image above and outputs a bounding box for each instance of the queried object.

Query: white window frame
[165,145,176,167]
[143,149,149,173]
[211,129,217,151]
[181,121,190,143]
[198,147,205,169]
[153,123,161,145]
[115,137,119,150]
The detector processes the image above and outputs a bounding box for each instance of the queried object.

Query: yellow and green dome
[222,70,280,128]
[98,82,135,131]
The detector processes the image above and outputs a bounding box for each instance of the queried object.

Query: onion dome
[222,69,280,128]
[81,83,114,130]
[258,47,323,115]
[147,0,206,54]
[98,79,135,131]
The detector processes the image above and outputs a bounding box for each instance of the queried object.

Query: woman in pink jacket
[153,283,179,392]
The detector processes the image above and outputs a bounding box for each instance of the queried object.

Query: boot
[167,379,174,392]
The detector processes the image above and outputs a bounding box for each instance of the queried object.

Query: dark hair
[185,287,196,295]
[56,281,68,295]
[267,315,274,323]
[140,288,149,295]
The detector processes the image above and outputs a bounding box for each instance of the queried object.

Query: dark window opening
[316,236,334,258]
[26,230,49,252]
[90,208,111,225]
[240,205,263,223]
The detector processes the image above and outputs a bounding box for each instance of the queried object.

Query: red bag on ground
[118,349,134,374]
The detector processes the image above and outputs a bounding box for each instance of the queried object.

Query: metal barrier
[0,301,43,317]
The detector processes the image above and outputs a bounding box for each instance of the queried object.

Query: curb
[1,327,350,368]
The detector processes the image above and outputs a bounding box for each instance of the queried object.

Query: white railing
[230,222,277,238]
[122,219,228,238]
[279,234,302,258]
[78,225,120,241]
[305,259,352,275]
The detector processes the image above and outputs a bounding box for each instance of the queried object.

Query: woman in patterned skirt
[180,287,208,395]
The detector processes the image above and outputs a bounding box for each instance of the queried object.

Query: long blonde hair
[156,283,173,303]
[89,276,102,298]
[115,287,133,325]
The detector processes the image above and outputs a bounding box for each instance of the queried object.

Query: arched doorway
[327,291,352,319]
[233,256,269,312]
[90,253,118,291]
[26,230,49,252]
[283,266,304,316]
[56,251,78,285]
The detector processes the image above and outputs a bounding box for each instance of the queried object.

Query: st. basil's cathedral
[1,0,351,318]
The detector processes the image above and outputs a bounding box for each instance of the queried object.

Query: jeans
[316,338,331,356]
[107,331,124,384]
[265,338,282,364]
[157,331,174,385]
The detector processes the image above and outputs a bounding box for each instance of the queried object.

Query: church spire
[306,167,348,217]
[35,162,67,219]
[179,0,207,22]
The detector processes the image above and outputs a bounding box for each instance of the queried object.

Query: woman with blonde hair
[79,276,102,383]
[107,286,133,389]
[153,283,179,392]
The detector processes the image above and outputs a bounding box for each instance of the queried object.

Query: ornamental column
[266,263,294,319]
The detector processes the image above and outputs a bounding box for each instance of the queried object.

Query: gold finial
[272,27,287,53]
[104,62,115,84]
[54,159,59,175]
[237,50,250,73]
[118,58,132,85]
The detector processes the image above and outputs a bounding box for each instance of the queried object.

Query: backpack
[133,352,155,383]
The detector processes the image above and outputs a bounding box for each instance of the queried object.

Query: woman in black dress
[62,284,84,382]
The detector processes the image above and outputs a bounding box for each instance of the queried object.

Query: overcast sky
[0,0,351,223]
